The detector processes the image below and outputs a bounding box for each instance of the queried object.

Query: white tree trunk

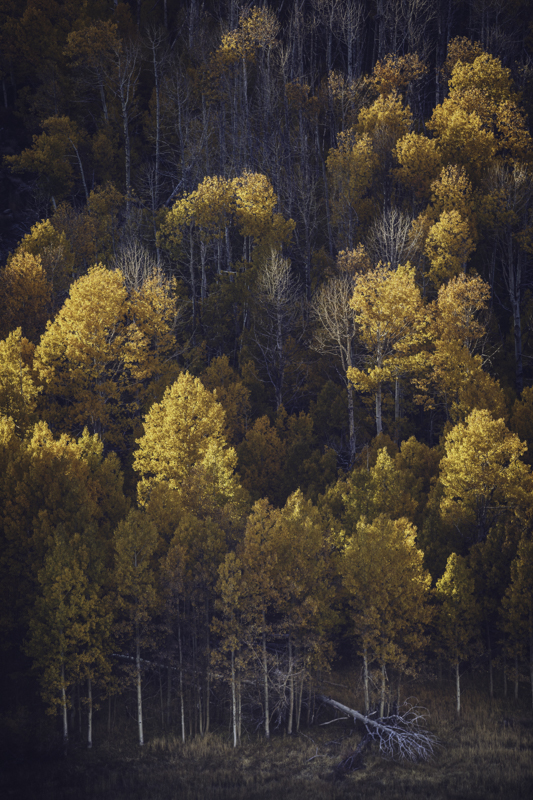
[136,626,144,745]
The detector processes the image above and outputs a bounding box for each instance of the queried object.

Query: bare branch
[317,695,439,763]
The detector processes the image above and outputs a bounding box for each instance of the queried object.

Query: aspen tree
[113,509,160,746]
[326,130,377,247]
[501,535,533,708]
[0,329,40,434]
[394,132,442,202]
[0,252,51,342]
[424,210,475,285]
[4,116,89,203]
[440,409,531,544]
[435,553,480,715]
[421,273,506,424]
[134,371,239,513]
[341,514,431,716]
[200,355,251,445]
[347,263,429,436]
[311,271,358,462]
[160,511,227,737]
[26,523,113,749]
[35,265,178,454]
[11,218,74,308]
[213,553,246,746]
[0,420,125,646]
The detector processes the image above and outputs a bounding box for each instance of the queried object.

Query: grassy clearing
[2,672,532,799]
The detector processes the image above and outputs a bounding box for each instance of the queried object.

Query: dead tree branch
[317,695,438,764]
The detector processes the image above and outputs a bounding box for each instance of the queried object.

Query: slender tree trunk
[136,625,144,746]
[487,619,494,699]
[61,662,68,752]
[166,661,172,727]
[231,649,238,747]
[205,598,210,735]
[87,677,93,749]
[288,638,294,735]
[376,382,383,435]
[296,660,304,733]
[347,381,356,465]
[363,647,370,714]
[263,617,270,739]
[456,659,461,716]
[179,620,185,742]
[515,653,519,701]
[394,375,400,442]
[380,661,386,719]
[530,623,533,711]
[503,649,507,698]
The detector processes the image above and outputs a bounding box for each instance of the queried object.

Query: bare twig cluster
[318,695,439,764]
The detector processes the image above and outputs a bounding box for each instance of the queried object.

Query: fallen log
[317,695,438,764]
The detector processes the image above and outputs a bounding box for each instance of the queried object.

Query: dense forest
[2,0,533,784]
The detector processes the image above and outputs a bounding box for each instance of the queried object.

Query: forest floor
[2,673,533,799]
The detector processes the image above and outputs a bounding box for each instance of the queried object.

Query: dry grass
[2,672,533,799]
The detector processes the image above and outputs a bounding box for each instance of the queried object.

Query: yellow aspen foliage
[236,415,287,505]
[356,92,412,146]
[0,329,40,434]
[134,372,239,513]
[341,515,431,712]
[429,165,479,238]
[113,508,161,746]
[326,131,377,245]
[204,7,279,93]
[340,447,418,529]
[421,273,506,423]
[12,218,74,305]
[160,172,293,268]
[441,37,485,83]
[85,183,125,265]
[25,524,113,726]
[501,535,533,706]
[162,176,234,251]
[232,172,295,261]
[511,387,533,464]
[428,103,497,184]
[4,116,89,201]
[221,6,279,57]
[51,184,125,273]
[347,263,430,435]
[0,251,51,341]
[424,210,476,285]
[244,491,334,647]
[369,53,427,97]
[336,243,372,275]
[435,552,480,714]
[440,409,531,544]
[434,273,489,350]
[429,52,532,179]
[125,275,180,408]
[0,420,125,638]
[393,132,442,201]
[35,266,128,441]
[35,265,178,453]
[200,355,251,444]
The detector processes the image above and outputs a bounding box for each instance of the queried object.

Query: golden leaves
[134,371,238,513]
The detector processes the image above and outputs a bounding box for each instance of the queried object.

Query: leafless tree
[318,695,438,764]
[366,207,421,269]
[253,250,304,411]
[113,238,162,292]
[311,273,358,463]
[334,0,368,80]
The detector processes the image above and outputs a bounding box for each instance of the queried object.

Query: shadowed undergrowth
[2,675,533,799]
